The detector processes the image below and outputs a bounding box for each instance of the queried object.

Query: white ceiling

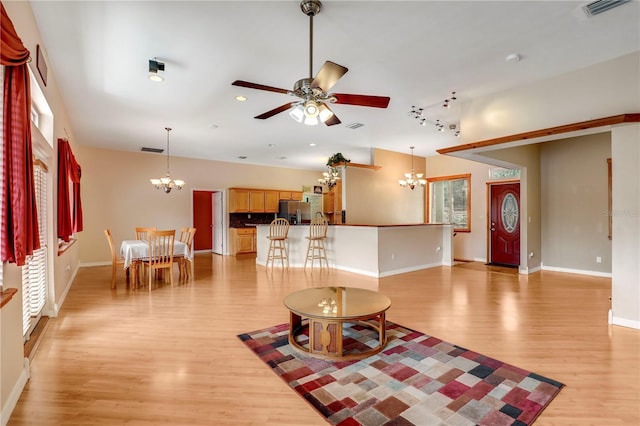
[30,0,640,171]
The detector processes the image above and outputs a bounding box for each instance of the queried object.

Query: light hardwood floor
[8,254,640,425]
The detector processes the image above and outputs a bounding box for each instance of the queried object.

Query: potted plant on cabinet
[326,153,350,167]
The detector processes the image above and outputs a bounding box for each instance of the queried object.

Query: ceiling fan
[231,0,390,126]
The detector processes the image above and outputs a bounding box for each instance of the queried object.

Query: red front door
[489,183,520,266]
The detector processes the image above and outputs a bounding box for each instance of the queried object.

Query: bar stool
[304,217,329,270]
[266,218,290,269]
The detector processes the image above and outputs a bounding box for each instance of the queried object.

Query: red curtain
[57,139,83,242]
[1,2,40,266]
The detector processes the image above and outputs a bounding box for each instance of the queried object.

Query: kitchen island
[255,223,453,277]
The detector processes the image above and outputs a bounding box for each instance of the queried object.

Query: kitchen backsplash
[229,213,276,228]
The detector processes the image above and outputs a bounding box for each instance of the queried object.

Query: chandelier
[398,146,426,190]
[150,127,185,193]
[318,166,340,188]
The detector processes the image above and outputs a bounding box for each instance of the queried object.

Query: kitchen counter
[255,223,453,277]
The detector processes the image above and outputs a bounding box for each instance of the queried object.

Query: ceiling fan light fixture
[289,105,305,122]
[303,115,320,126]
[304,100,320,118]
[318,103,333,122]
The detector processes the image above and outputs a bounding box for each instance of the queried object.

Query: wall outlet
[436,246,441,252]
[65,264,71,272]
[529,252,534,259]
[596,256,602,263]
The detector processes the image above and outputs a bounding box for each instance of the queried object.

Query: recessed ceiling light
[148,74,164,82]
[505,53,521,63]
[267,143,276,148]
[279,156,287,160]
[238,156,247,160]
[309,143,316,147]
[235,95,247,101]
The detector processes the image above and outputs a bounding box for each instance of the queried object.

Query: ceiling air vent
[583,0,630,16]
[141,147,163,153]
[345,122,364,130]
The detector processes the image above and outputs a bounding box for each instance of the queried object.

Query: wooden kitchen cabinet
[229,189,250,212]
[322,192,334,214]
[230,228,256,254]
[264,190,279,213]
[229,188,266,212]
[249,190,265,212]
[279,191,303,201]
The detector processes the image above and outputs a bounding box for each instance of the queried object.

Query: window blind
[22,161,48,337]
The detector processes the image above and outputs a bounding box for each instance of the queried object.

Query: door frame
[190,188,228,255]
[486,179,521,266]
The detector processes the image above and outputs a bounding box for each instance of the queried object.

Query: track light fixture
[148,58,165,82]
[408,91,460,136]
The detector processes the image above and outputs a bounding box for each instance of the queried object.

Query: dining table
[119,239,192,286]
[120,239,191,269]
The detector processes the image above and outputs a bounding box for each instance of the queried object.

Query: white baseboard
[0,358,30,426]
[541,264,612,278]
[80,261,110,267]
[611,315,640,330]
[44,264,78,317]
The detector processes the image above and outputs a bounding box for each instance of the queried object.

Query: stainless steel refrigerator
[277,201,311,224]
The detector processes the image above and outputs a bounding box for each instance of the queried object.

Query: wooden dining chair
[178,227,197,282]
[135,226,156,242]
[104,229,126,289]
[266,218,290,270]
[141,229,175,291]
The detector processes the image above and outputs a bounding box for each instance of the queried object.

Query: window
[427,174,471,232]
[22,160,48,337]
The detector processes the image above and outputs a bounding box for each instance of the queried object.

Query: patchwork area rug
[238,321,564,426]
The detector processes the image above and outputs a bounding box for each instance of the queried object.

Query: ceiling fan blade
[323,113,341,127]
[321,103,341,126]
[311,61,348,92]
[332,93,390,109]
[254,103,296,120]
[232,80,289,95]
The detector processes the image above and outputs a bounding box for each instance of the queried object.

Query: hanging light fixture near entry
[398,146,426,190]
[318,166,341,188]
[150,127,185,193]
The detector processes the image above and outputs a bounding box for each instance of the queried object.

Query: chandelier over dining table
[150,127,185,193]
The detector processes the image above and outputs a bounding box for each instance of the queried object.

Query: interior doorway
[488,182,520,266]
[192,190,224,254]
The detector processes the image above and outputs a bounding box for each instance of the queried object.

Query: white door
[213,192,223,254]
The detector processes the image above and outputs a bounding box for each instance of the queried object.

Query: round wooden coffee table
[283,287,391,361]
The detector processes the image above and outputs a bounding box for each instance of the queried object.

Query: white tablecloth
[120,240,191,269]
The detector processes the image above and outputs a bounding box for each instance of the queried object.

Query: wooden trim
[437,113,640,155]
[607,158,612,240]
[1,288,18,309]
[33,158,48,172]
[426,173,471,232]
[334,162,381,170]
[58,238,77,255]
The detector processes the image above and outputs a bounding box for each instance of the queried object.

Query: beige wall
[425,155,493,262]
[460,52,640,143]
[77,146,323,263]
[344,149,425,225]
[611,124,640,327]
[2,1,81,419]
[540,133,612,273]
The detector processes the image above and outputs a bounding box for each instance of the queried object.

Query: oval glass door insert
[501,193,518,233]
